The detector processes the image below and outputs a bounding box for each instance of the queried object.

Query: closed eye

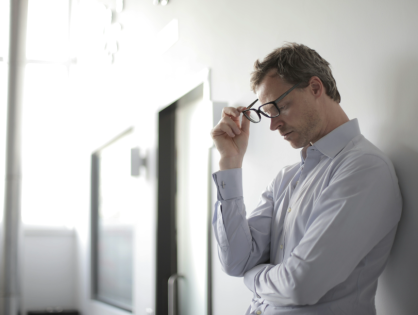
[261,103,277,116]
[277,101,290,111]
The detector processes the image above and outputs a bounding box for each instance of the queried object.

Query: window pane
[0,0,9,58]
[26,0,69,61]
[21,63,75,227]
[93,132,136,311]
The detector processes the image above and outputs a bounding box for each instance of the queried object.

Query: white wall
[70,0,418,314]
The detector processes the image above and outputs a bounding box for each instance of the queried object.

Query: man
[210,43,402,315]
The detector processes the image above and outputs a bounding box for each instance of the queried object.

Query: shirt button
[288,207,291,213]
[280,244,283,249]
[256,311,262,315]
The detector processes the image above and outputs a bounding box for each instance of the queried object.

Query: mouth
[282,131,293,140]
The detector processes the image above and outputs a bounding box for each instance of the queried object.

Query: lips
[283,131,293,140]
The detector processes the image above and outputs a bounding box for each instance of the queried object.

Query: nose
[270,116,283,131]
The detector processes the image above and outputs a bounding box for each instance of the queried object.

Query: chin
[288,138,309,149]
[289,142,304,149]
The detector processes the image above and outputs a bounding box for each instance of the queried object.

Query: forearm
[213,199,253,276]
[212,169,273,276]
[243,262,303,307]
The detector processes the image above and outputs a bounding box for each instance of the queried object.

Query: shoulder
[332,134,400,193]
[337,134,393,169]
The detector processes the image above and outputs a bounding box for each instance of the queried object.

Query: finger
[224,116,242,135]
[220,124,236,138]
[212,120,238,138]
[222,107,241,119]
[241,112,251,134]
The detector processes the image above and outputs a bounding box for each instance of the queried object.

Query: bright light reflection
[176,95,212,315]
[99,132,138,226]
[26,0,69,61]
[0,0,9,58]
[21,63,73,227]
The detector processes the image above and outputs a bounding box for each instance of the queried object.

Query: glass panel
[26,0,69,61]
[21,63,72,227]
[0,0,9,58]
[175,87,210,315]
[95,131,137,311]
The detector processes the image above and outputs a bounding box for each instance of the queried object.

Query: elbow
[222,264,245,277]
[217,247,248,277]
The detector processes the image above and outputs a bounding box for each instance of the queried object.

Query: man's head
[250,43,347,149]
[250,43,340,103]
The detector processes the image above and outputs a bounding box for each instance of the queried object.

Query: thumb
[241,112,251,134]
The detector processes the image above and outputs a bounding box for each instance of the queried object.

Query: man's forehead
[256,73,292,103]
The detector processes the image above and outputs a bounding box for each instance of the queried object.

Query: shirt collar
[310,118,361,159]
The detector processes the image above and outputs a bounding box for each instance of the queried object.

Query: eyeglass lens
[244,109,260,122]
[260,103,280,117]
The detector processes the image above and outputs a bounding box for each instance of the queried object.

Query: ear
[308,76,323,99]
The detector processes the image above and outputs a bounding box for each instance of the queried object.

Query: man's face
[256,72,323,149]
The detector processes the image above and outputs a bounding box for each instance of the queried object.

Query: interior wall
[72,0,418,314]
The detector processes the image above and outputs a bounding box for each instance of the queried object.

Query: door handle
[168,274,184,315]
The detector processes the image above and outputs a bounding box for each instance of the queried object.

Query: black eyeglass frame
[243,82,301,123]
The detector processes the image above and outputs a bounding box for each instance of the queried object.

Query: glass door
[156,83,213,315]
[175,88,212,315]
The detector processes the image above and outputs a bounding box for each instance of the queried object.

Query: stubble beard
[289,108,321,149]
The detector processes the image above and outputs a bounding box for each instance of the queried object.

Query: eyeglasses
[242,83,300,123]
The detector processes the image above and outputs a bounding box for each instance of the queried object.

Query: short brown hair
[250,43,341,103]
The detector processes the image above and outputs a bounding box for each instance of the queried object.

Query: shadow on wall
[375,57,418,315]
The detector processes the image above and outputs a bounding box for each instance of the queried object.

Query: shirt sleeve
[212,168,275,277]
[243,154,402,306]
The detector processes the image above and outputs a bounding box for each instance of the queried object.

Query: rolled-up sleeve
[212,168,274,277]
[243,154,402,306]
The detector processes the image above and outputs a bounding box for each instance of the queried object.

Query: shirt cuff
[212,168,243,200]
[244,264,268,293]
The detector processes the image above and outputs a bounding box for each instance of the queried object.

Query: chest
[271,158,334,263]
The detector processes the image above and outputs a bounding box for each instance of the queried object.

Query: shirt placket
[279,147,322,261]
[274,164,302,263]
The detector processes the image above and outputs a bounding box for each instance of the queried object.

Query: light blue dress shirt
[212,119,402,315]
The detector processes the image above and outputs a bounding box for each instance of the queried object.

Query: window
[26,0,70,62]
[91,129,138,312]
[21,0,76,227]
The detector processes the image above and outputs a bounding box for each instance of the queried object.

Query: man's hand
[210,106,250,170]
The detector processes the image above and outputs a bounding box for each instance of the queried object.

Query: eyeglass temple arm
[245,99,259,110]
[276,83,300,102]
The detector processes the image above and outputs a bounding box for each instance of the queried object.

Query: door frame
[155,68,213,315]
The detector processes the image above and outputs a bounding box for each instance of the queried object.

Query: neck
[301,143,312,160]
[313,100,349,144]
